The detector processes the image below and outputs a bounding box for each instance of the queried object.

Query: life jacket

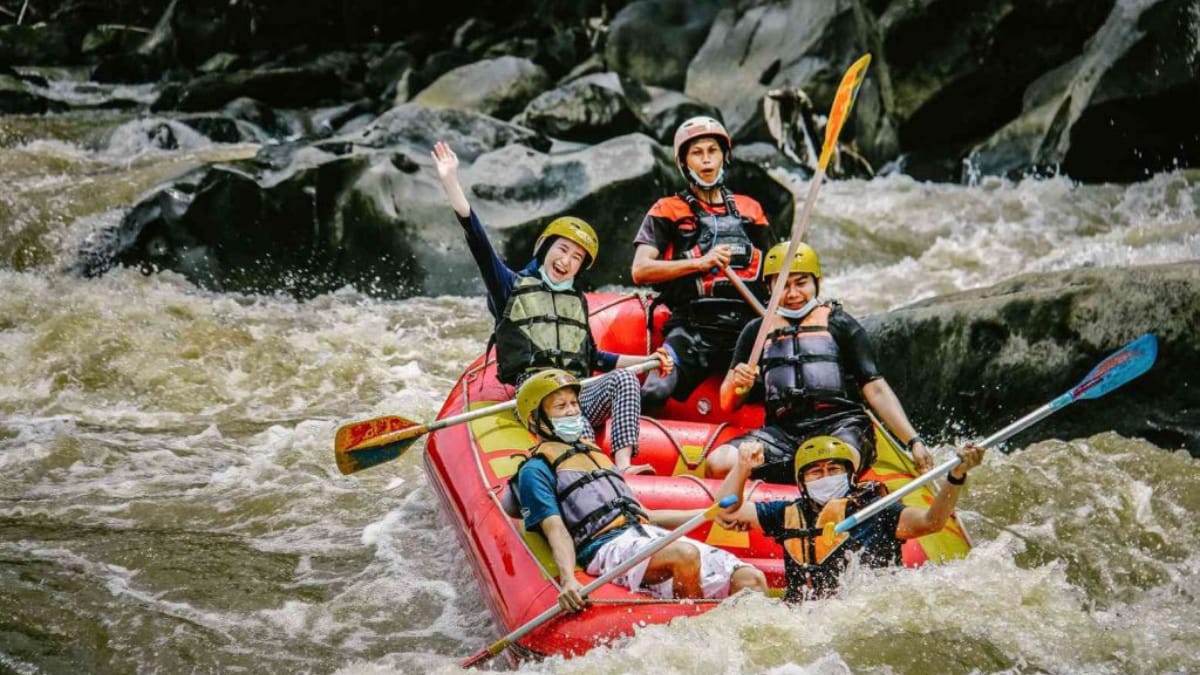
[494,274,593,385]
[522,440,650,550]
[658,189,768,337]
[775,481,900,601]
[760,303,857,421]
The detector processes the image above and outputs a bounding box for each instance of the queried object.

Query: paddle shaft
[834,332,1157,535]
[362,358,661,447]
[834,399,1059,534]
[721,266,766,315]
[463,495,737,667]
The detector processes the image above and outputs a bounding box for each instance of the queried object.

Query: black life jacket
[494,274,593,385]
[775,481,900,601]
[761,303,858,421]
[659,189,767,337]
[519,440,649,550]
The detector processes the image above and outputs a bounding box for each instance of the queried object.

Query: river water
[2,94,1199,674]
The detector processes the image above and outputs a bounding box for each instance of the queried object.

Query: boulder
[74,126,795,297]
[80,25,150,59]
[412,56,550,120]
[0,22,74,66]
[152,67,349,112]
[605,0,723,89]
[353,103,550,159]
[365,42,413,96]
[686,0,897,167]
[639,85,722,144]
[0,74,67,114]
[965,0,1200,182]
[514,72,649,143]
[863,263,1200,456]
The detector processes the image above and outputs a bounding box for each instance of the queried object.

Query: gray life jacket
[509,440,649,550]
[761,303,855,420]
[494,274,593,385]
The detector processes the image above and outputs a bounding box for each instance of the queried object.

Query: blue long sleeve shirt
[457,210,619,371]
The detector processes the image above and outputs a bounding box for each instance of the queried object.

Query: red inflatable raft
[423,292,971,664]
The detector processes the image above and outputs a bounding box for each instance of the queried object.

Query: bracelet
[905,435,924,450]
[946,471,966,486]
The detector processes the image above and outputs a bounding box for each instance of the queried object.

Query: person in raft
[432,141,672,474]
[505,369,769,610]
[715,435,984,601]
[630,116,775,410]
[704,241,935,483]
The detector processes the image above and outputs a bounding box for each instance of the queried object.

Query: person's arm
[895,444,985,539]
[719,320,761,412]
[712,441,765,530]
[837,309,934,473]
[539,515,587,612]
[631,243,731,286]
[862,378,932,473]
[431,141,470,218]
[614,346,674,374]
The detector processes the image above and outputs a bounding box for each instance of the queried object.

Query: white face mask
[538,266,574,292]
[777,297,819,320]
[686,165,725,188]
[805,474,850,505]
[550,414,588,443]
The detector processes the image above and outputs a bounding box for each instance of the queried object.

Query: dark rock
[353,103,550,160]
[91,52,163,84]
[409,49,473,94]
[483,38,540,61]
[514,72,649,143]
[863,263,1200,456]
[533,28,586,79]
[559,53,606,86]
[686,0,898,167]
[153,67,349,112]
[0,74,67,114]
[136,0,253,70]
[365,42,413,96]
[81,25,150,59]
[222,97,299,139]
[0,22,74,66]
[198,52,245,74]
[412,56,550,120]
[606,0,723,89]
[639,85,722,145]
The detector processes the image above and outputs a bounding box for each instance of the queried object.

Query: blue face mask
[539,266,574,292]
[550,414,588,443]
[778,297,819,320]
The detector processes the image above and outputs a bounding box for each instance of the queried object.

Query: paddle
[831,332,1159,536]
[739,54,871,393]
[721,265,767,313]
[333,359,663,475]
[461,494,739,668]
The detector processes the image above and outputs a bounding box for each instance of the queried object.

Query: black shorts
[658,325,736,402]
[724,415,877,485]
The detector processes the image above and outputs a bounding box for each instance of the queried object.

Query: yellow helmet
[794,436,861,480]
[534,216,599,268]
[515,368,581,432]
[763,241,821,279]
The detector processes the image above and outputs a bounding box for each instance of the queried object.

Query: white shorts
[584,524,746,599]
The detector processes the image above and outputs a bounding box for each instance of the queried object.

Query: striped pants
[578,368,642,455]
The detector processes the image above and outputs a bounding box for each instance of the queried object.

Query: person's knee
[705,444,736,478]
[664,541,702,574]
[730,565,769,594]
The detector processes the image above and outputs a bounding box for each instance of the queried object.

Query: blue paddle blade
[1069,333,1157,402]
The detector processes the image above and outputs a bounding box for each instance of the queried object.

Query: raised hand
[430,141,471,218]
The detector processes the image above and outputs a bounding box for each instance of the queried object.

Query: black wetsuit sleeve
[829,308,883,385]
[458,210,517,321]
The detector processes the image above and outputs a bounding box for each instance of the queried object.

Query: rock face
[514,72,649,143]
[863,263,1200,456]
[685,0,898,167]
[75,113,795,297]
[605,0,724,89]
[412,56,550,120]
[964,0,1200,182]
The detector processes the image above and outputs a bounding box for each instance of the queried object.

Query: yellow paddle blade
[817,53,871,172]
[821,522,837,548]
